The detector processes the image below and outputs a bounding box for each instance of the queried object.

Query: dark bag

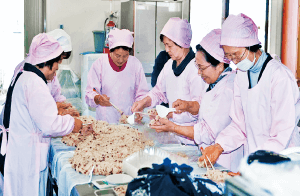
[126,158,222,196]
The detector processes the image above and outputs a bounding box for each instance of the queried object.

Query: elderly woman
[85,28,149,123]
[150,29,243,171]
[132,17,205,145]
[199,13,300,165]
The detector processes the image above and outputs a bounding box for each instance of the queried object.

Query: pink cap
[200,29,230,64]
[26,33,63,65]
[220,13,261,47]
[160,17,192,48]
[108,28,133,50]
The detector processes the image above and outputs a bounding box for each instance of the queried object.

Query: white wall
[46,0,121,78]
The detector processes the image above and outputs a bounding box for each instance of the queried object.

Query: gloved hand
[94,94,112,106]
[198,143,224,166]
[72,118,83,133]
[57,102,72,110]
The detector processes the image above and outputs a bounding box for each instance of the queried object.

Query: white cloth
[216,59,300,157]
[85,54,149,123]
[148,58,206,144]
[3,71,74,196]
[194,71,243,172]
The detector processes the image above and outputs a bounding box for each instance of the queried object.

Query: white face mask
[236,50,256,72]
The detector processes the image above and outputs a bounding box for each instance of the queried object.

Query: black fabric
[151,50,170,108]
[3,72,23,129]
[172,48,195,77]
[126,158,222,196]
[151,50,170,87]
[247,53,272,89]
[23,63,47,84]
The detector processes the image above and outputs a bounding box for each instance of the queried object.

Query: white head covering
[108,28,134,50]
[47,29,72,52]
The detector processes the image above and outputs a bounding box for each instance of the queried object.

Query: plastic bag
[57,65,81,99]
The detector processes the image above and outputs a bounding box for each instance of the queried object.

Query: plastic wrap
[57,64,81,99]
[123,147,189,178]
[65,97,86,115]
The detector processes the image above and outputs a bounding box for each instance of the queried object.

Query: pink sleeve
[194,120,215,145]
[27,79,74,137]
[49,76,66,102]
[85,60,101,108]
[134,60,149,101]
[148,66,168,108]
[256,70,298,152]
[215,77,247,153]
[194,82,233,146]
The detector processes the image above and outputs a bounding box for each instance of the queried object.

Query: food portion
[114,185,127,196]
[202,169,231,184]
[149,115,167,126]
[63,116,154,176]
[147,108,158,116]
[119,114,129,124]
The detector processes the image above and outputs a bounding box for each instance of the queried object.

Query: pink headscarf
[200,29,230,64]
[160,17,192,48]
[220,13,261,47]
[26,33,63,65]
[108,28,134,50]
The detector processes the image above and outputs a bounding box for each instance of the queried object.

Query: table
[48,124,226,196]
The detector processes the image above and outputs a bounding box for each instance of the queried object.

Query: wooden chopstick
[206,155,215,170]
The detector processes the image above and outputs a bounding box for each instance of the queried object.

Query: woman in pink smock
[0,29,73,181]
[150,29,243,172]
[131,17,205,145]
[2,33,82,196]
[199,13,300,166]
[85,29,149,123]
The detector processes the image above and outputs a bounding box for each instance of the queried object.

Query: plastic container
[93,31,105,53]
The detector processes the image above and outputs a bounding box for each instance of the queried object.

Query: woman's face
[222,45,249,65]
[163,36,185,61]
[195,51,224,84]
[44,62,59,81]
[110,48,130,67]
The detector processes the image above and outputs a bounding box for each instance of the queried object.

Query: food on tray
[119,114,129,124]
[67,117,154,176]
[114,185,127,196]
[202,169,231,183]
[62,116,98,146]
[176,152,188,159]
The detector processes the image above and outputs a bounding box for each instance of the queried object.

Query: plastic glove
[57,102,72,110]
[94,94,112,106]
[72,118,83,133]
[198,143,224,166]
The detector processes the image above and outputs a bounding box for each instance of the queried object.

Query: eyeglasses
[224,48,247,62]
[195,62,211,72]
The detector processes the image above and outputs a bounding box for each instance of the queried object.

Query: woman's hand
[72,118,83,133]
[173,99,189,114]
[94,94,112,107]
[57,102,72,110]
[198,143,224,165]
[131,97,152,122]
[173,99,199,115]
[150,117,176,133]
